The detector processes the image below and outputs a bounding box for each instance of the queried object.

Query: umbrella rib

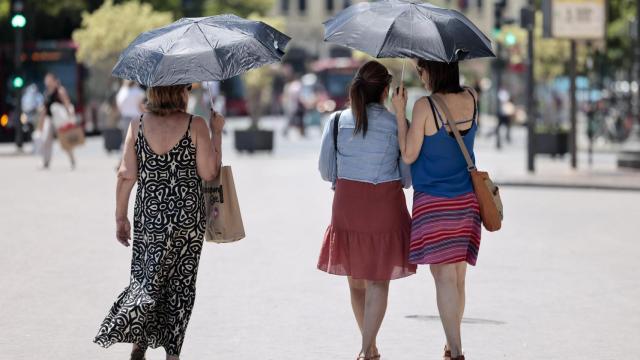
[241,22,287,58]
[376,11,404,58]
[194,22,219,51]
[378,3,419,58]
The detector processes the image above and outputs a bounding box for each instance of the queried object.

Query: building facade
[269,0,366,59]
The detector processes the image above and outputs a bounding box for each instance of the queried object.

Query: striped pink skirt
[409,191,482,265]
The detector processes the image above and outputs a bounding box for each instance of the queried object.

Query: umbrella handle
[401,58,406,84]
[208,84,215,112]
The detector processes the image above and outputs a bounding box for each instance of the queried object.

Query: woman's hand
[116,217,131,247]
[210,110,225,134]
[391,85,408,119]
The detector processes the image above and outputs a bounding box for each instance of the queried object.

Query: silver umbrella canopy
[324,0,495,63]
[112,14,291,87]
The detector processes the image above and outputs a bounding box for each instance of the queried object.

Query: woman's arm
[391,86,426,164]
[57,86,74,114]
[194,111,224,181]
[318,114,337,183]
[399,158,412,189]
[115,119,139,247]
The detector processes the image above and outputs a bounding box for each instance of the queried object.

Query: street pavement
[0,117,639,360]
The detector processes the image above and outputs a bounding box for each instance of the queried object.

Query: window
[281,0,289,14]
[326,0,334,12]
[298,0,307,14]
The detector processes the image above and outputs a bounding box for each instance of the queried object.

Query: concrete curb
[497,181,640,192]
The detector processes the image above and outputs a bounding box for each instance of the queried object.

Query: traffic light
[494,0,507,34]
[10,75,25,89]
[505,32,517,46]
[10,13,26,28]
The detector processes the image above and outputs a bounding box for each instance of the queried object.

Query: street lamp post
[636,0,640,125]
[523,1,536,172]
[569,40,578,169]
[11,0,26,151]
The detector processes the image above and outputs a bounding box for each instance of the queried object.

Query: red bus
[310,57,362,110]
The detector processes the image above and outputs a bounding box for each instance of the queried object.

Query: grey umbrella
[324,0,494,63]
[112,14,291,87]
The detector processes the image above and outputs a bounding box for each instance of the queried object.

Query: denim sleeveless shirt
[319,104,411,189]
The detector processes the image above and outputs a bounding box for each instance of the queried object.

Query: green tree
[72,0,173,66]
[605,0,636,75]
[0,0,9,19]
[72,0,173,98]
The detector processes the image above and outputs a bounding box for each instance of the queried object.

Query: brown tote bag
[432,94,503,232]
[203,166,246,243]
[58,126,85,151]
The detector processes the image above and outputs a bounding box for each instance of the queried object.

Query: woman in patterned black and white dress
[94,84,225,360]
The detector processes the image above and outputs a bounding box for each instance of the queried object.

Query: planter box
[234,129,274,153]
[103,128,123,152]
[617,150,640,170]
[534,132,568,156]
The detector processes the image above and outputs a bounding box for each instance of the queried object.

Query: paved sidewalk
[0,117,639,359]
[472,123,640,191]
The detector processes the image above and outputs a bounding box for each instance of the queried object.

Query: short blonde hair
[146,85,187,116]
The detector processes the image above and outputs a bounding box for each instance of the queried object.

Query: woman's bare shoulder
[188,114,209,142]
[129,115,143,138]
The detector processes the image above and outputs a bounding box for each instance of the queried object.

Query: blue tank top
[411,92,478,198]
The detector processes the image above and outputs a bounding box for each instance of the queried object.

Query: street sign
[549,0,605,39]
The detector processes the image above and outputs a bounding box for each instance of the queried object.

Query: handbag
[203,165,246,243]
[431,94,503,232]
[57,124,85,151]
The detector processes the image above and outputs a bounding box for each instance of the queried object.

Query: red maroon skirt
[317,179,417,281]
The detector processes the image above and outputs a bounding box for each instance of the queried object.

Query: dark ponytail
[349,60,392,136]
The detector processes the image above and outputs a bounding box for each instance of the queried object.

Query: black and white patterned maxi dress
[94,115,206,356]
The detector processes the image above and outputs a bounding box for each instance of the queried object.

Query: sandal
[444,344,451,359]
[451,356,465,360]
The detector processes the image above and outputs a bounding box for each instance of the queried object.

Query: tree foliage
[605,0,636,74]
[0,0,9,19]
[72,0,173,66]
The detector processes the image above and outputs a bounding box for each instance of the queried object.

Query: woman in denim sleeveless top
[318,60,416,360]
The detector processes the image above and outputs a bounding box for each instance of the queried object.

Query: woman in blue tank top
[392,59,481,360]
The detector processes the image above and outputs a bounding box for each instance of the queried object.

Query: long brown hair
[349,61,392,136]
[417,59,464,94]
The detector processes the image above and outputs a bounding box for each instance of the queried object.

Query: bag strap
[332,111,343,153]
[431,94,476,172]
